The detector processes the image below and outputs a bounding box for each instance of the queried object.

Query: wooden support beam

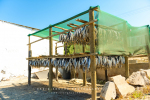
[28,36,32,86]
[55,43,58,81]
[54,26,68,30]
[74,43,75,54]
[89,10,97,100]
[125,56,129,78]
[54,26,74,32]
[27,19,97,45]
[67,24,75,28]
[83,70,86,86]
[65,43,67,55]
[105,69,108,81]
[76,19,88,23]
[148,54,150,69]
[49,27,53,92]
[70,23,79,27]
[52,31,61,33]
[83,45,86,86]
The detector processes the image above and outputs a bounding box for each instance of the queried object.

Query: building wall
[0,21,63,76]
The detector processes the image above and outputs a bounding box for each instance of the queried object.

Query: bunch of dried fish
[59,26,98,45]
[96,56,125,68]
[29,56,125,70]
[29,59,50,67]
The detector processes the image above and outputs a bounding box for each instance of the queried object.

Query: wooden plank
[49,27,53,92]
[54,26,68,30]
[76,19,88,23]
[89,10,97,100]
[70,23,79,26]
[26,53,97,60]
[28,36,31,86]
[125,56,129,78]
[67,24,75,28]
[27,19,97,45]
[52,31,61,33]
[54,26,74,32]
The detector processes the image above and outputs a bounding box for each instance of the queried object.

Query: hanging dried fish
[87,57,91,71]
[29,60,32,66]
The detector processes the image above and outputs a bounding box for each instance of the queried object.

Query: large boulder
[126,71,146,86]
[110,75,135,97]
[100,81,116,100]
[140,71,150,85]
[140,69,150,79]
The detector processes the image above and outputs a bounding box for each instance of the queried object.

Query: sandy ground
[1,76,150,100]
[0,76,103,100]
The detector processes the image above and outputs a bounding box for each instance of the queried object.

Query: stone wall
[78,63,149,80]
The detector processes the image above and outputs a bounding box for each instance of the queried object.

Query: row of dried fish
[59,26,98,44]
[29,56,125,72]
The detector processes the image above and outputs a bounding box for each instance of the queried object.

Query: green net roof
[28,5,150,56]
[28,6,99,41]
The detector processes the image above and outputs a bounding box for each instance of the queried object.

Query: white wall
[0,21,63,76]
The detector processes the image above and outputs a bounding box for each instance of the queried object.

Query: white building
[0,20,63,76]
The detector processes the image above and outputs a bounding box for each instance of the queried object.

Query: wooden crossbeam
[54,26,74,32]
[70,23,79,27]
[54,26,68,30]
[52,31,61,33]
[67,24,75,28]
[76,19,88,23]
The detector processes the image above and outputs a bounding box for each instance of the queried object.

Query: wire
[118,5,150,17]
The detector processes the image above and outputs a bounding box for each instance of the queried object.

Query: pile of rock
[100,69,150,100]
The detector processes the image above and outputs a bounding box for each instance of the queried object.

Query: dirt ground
[0,76,103,100]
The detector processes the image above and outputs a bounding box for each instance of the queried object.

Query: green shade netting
[28,5,150,56]
[28,6,98,41]
[96,8,149,55]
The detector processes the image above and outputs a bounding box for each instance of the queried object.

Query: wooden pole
[49,27,53,92]
[55,43,58,81]
[28,36,32,86]
[148,54,150,69]
[65,43,67,55]
[83,45,86,86]
[89,9,97,100]
[125,56,129,78]
[105,69,108,81]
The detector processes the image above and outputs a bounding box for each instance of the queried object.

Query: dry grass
[130,91,144,99]
[143,85,150,94]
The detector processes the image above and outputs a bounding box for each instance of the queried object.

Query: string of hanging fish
[59,26,121,45]
[29,56,125,72]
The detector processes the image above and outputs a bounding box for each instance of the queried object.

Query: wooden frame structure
[26,6,150,100]
[27,7,99,100]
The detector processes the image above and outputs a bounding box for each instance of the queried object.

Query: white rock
[126,71,145,86]
[140,69,150,79]
[110,75,135,97]
[100,81,116,100]
[140,71,150,85]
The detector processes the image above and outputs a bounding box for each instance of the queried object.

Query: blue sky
[0,0,150,29]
